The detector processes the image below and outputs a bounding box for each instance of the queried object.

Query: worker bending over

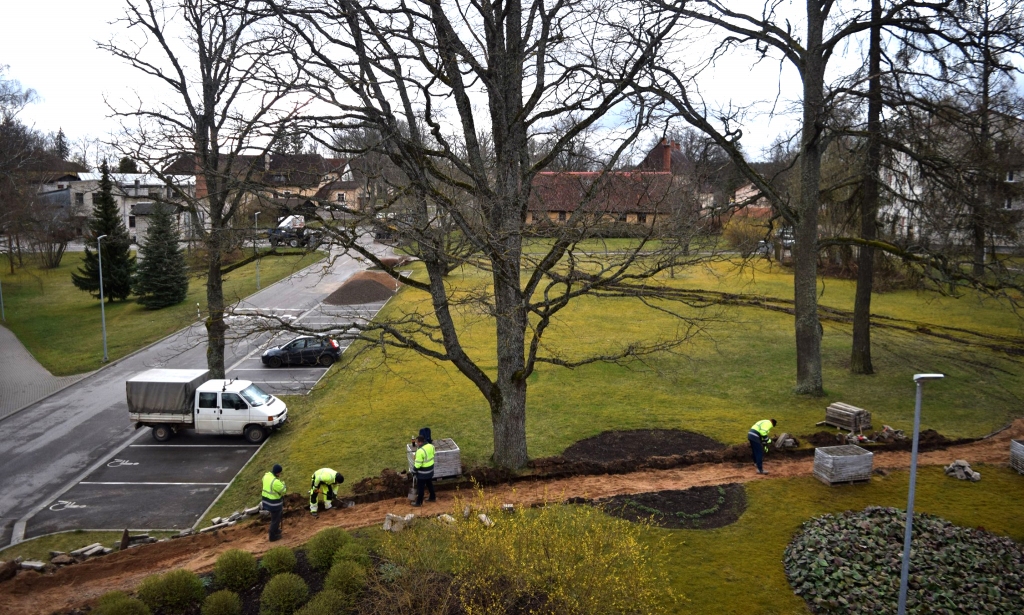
[411,434,435,507]
[308,467,343,516]
[748,419,777,474]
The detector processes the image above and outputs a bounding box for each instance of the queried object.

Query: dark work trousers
[415,469,435,505]
[748,431,765,472]
[262,498,284,540]
[309,483,336,511]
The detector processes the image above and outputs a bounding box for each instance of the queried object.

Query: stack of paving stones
[944,459,981,481]
[185,505,262,536]
[813,445,874,485]
[1011,440,1024,475]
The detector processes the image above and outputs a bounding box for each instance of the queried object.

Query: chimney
[662,139,672,173]
[264,153,271,171]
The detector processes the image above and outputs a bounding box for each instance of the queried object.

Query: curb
[0,253,327,425]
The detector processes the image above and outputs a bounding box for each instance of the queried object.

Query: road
[0,242,393,546]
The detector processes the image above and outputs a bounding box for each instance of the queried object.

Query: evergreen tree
[117,156,139,173]
[72,161,135,301]
[133,204,189,309]
[53,128,69,160]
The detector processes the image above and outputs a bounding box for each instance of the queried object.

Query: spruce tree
[133,204,189,309]
[72,161,135,301]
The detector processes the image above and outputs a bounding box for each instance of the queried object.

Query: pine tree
[53,128,69,161]
[117,156,139,173]
[72,161,135,301]
[133,204,189,309]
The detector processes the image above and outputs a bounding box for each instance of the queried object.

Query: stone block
[20,560,46,571]
[478,514,494,528]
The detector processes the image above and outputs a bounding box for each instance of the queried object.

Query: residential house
[70,173,197,244]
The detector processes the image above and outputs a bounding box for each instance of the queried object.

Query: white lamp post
[897,372,944,615]
[254,211,261,290]
[97,234,109,362]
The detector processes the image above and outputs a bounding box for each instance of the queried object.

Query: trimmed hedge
[260,572,309,615]
[261,546,298,576]
[137,569,205,614]
[304,527,352,571]
[295,589,348,615]
[785,506,1024,614]
[324,559,367,597]
[92,591,150,615]
[214,549,258,592]
[332,541,371,568]
[202,590,242,615]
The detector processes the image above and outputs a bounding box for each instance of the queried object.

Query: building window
[75,193,84,205]
[148,190,160,199]
[557,211,566,222]
[1004,198,1014,210]
[337,192,346,202]
[637,213,647,224]
[618,212,627,222]
[283,191,292,197]
[128,215,136,228]
[1008,170,1016,182]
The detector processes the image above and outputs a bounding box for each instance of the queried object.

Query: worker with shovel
[308,468,344,517]
[261,464,286,541]
[748,419,777,474]
[411,428,436,507]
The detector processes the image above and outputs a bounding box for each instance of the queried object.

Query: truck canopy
[126,369,209,415]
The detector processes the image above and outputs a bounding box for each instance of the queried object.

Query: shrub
[332,541,371,568]
[260,572,309,615]
[261,546,298,575]
[214,549,258,591]
[202,590,242,615]
[294,589,349,615]
[324,559,367,596]
[93,591,150,615]
[378,496,666,614]
[304,527,352,571]
[722,216,768,254]
[785,506,1024,614]
[137,569,206,614]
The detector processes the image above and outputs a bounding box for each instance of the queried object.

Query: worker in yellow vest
[749,419,777,474]
[261,464,286,541]
[308,468,344,517]
[411,434,436,507]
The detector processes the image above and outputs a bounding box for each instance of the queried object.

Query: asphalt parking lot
[27,433,260,538]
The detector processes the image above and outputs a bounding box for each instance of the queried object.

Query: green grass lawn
[653,465,1024,614]
[204,258,1024,522]
[0,251,325,375]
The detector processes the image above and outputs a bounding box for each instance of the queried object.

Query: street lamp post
[897,372,944,615]
[254,211,261,290]
[97,234,109,362]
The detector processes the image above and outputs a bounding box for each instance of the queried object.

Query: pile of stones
[944,459,981,481]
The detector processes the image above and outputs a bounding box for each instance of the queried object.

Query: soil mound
[562,429,725,463]
[598,483,747,529]
[325,272,399,305]
[802,428,951,449]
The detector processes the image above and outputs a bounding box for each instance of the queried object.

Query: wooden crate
[814,445,873,485]
[1011,440,1024,475]
[407,438,461,479]
[824,402,872,432]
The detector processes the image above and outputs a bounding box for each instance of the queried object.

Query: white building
[70,173,198,244]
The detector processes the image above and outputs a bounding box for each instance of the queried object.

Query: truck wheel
[152,425,173,442]
[288,238,300,248]
[244,425,267,444]
[268,356,283,368]
[318,355,335,367]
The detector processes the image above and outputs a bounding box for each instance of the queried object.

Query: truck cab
[192,380,288,443]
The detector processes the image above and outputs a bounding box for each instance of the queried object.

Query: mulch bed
[597,483,748,530]
[324,272,399,305]
[561,429,726,463]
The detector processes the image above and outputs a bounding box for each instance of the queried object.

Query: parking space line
[129,444,259,448]
[232,368,325,371]
[80,482,231,486]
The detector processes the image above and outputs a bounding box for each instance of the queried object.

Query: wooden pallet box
[407,438,461,479]
[824,402,872,432]
[814,445,873,485]
[1011,440,1024,475]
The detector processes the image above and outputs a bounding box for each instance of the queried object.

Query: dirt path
[3,420,1021,615]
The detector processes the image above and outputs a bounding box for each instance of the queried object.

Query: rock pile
[383,513,416,532]
[944,459,981,481]
[774,433,799,449]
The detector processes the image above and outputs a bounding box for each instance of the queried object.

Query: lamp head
[913,373,944,382]
[97,234,108,241]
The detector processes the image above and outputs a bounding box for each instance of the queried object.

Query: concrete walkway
[0,325,86,421]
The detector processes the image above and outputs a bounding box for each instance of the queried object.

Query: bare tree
[0,67,43,270]
[102,0,297,377]
[642,0,947,395]
[262,0,717,468]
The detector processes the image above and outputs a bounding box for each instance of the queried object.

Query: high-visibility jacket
[414,443,435,470]
[311,468,341,489]
[262,472,286,501]
[750,420,774,437]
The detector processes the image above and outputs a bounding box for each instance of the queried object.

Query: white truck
[127,369,288,443]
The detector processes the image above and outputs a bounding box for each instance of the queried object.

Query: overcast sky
[2,0,812,164]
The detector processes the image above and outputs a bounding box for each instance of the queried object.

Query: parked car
[261,336,341,368]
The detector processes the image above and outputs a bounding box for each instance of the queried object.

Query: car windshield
[240,385,273,407]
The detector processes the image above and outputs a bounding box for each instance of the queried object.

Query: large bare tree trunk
[852,0,882,375]
[205,222,227,378]
[793,1,826,396]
